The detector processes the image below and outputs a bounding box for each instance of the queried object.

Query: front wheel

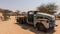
[36,23,47,32]
[49,27,54,30]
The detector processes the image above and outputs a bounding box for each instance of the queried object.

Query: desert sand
[0,16,59,34]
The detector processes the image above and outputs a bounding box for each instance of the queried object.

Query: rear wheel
[16,18,24,24]
[18,17,27,24]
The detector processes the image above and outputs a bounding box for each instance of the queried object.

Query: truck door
[27,11,34,24]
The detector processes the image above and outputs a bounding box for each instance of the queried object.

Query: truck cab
[27,11,55,31]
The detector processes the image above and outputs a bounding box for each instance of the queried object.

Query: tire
[16,18,24,24]
[50,27,54,30]
[19,19,24,24]
[19,18,26,24]
[36,23,47,32]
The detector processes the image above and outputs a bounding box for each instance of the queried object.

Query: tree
[15,10,20,15]
[37,3,58,15]
[2,9,12,21]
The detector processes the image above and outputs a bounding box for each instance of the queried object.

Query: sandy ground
[0,16,59,34]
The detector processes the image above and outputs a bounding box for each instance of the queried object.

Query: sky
[0,0,60,12]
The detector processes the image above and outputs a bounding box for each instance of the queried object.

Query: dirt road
[0,16,59,34]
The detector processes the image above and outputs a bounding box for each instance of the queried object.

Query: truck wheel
[19,19,24,24]
[16,19,24,24]
[50,27,54,30]
[36,23,47,32]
